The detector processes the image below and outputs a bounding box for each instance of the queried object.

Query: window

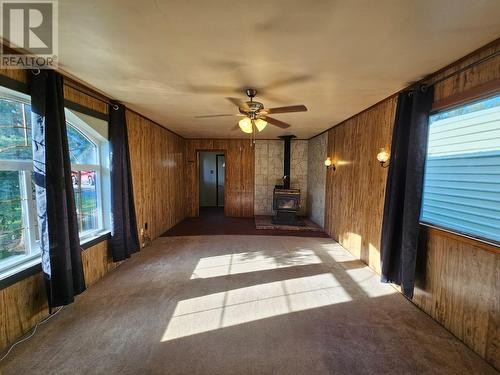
[421,94,500,244]
[0,91,39,277]
[0,87,110,278]
[65,113,110,240]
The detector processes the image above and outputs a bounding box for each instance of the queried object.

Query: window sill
[81,230,111,250]
[0,257,42,290]
[0,232,111,291]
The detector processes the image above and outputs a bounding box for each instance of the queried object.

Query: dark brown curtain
[109,103,140,261]
[380,84,434,298]
[30,70,86,308]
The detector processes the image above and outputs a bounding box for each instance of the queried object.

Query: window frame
[420,87,500,249]
[0,164,41,275]
[0,88,111,281]
[0,90,41,278]
[65,113,107,241]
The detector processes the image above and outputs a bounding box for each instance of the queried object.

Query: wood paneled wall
[81,241,118,287]
[0,70,110,118]
[0,272,46,351]
[185,139,254,217]
[322,40,500,369]
[0,68,27,83]
[324,96,397,272]
[63,80,109,115]
[127,110,186,239]
[0,241,116,351]
[414,226,499,369]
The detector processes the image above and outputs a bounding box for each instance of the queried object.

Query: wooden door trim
[196,149,226,214]
[432,78,500,113]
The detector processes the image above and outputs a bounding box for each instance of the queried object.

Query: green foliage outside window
[0,171,24,259]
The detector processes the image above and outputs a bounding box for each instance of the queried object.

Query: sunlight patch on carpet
[190,249,322,279]
[162,273,351,341]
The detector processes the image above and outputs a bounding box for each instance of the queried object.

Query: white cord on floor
[0,305,64,362]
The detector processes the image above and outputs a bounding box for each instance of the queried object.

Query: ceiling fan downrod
[245,88,257,101]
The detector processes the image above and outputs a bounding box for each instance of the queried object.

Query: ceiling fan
[195,88,307,134]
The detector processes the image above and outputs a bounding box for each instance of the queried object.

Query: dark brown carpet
[162,207,329,238]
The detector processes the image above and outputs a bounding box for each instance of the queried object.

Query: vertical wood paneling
[126,110,186,239]
[0,272,47,351]
[324,96,397,272]
[81,241,117,287]
[432,43,500,103]
[0,67,109,116]
[0,68,27,83]
[63,82,108,115]
[185,139,254,217]
[414,226,499,369]
[323,40,500,369]
[0,241,114,351]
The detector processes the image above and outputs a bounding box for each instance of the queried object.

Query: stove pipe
[279,135,295,189]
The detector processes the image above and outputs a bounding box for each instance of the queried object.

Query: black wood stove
[272,188,303,225]
[271,135,304,226]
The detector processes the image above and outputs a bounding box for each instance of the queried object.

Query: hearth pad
[255,216,323,231]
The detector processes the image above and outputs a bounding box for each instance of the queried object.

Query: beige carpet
[0,236,495,375]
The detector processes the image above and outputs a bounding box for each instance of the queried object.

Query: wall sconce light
[325,157,335,171]
[377,148,390,168]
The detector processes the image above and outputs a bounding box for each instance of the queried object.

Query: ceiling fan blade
[263,116,291,129]
[226,97,249,111]
[264,105,307,114]
[195,114,240,118]
[231,124,240,131]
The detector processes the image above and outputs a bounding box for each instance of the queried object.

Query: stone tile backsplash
[254,139,308,216]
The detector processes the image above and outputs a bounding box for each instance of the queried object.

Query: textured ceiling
[51,0,500,138]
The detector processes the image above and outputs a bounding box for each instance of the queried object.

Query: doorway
[199,151,225,209]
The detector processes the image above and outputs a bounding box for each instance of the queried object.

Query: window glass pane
[421,94,500,243]
[0,98,32,160]
[67,124,98,165]
[0,171,27,262]
[24,104,32,127]
[72,170,99,234]
[30,172,39,243]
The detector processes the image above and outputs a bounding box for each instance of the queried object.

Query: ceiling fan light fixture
[238,117,253,134]
[254,118,267,132]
